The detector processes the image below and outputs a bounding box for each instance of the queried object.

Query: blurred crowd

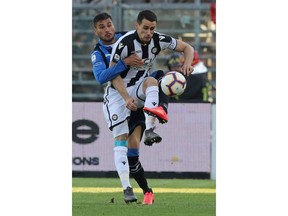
[166,51,209,102]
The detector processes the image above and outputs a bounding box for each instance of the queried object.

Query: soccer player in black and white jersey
[91,12,164,205]
[103,10,194,204]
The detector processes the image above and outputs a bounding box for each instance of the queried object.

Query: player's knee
[128,135,140,148]
[143,77,158,89]
[115,134,128,140]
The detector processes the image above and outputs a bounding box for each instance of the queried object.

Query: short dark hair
[137,10,157,24]
[93,12,112,26]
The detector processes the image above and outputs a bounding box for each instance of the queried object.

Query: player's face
[94,18,116,45]
[136,19,156,44]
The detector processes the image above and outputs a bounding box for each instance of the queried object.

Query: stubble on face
[95,18,116,45]
[136,19,156,44]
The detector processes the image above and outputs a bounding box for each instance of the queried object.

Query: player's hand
[125,97,137,111]
[181,64,194,76]
[123,54,144,67]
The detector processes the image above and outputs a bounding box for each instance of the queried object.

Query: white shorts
[102,78,148,137]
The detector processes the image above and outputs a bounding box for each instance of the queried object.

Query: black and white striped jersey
[110,30,177,87]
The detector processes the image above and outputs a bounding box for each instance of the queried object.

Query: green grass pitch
[72,177,216,216]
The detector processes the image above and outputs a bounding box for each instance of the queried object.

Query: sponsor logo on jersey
[143,58,154,65]
[131,50,141,54]
[91,54,96,62]
[130,58,153,70]
[159,35,165,40]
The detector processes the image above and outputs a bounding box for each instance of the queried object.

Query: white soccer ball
[160,71,187,96]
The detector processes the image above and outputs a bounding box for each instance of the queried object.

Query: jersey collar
[98,39,113,51]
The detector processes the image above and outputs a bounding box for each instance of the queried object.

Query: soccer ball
[160,71,187,96]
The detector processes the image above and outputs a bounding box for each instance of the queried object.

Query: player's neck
[102,37,116,45]
[135,31,150,46]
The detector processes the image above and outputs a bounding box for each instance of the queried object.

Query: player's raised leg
[142,77,168,123]
[144,70,169,146]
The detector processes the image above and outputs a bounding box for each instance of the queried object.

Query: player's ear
[93,26,97,35]
[135,22,139,29]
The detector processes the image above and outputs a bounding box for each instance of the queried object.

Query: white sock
[144,86,159,108]
[114,146,131,189]
[145,113,156,130]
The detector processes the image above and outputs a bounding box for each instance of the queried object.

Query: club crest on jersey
[91,54,96,63]
[113,54,120,62]
[118,43,124,49]
[151,47,158,54]
[112,114,118,121]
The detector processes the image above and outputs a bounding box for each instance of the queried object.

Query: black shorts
[128,108,146,139]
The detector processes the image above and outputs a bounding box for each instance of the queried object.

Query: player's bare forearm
[111,76,137,111]
[183,45,194,67]
[182,45,194,75]
[111,76,130,100]
[175,40,194,76]
[108,62,128,100]
[109,62,130,100]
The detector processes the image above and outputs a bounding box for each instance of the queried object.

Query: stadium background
[72,0,216,179]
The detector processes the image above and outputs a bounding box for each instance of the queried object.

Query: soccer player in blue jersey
[91,12,166,204]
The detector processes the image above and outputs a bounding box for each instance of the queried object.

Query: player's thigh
[128,108,145,148]
[129,77,157,108]
[113,121,129,140]
[128,108,146,134]
[103,87,130,132]
[128,125,143,148]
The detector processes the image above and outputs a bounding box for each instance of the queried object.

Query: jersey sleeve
[158,33,177,51]
[110,39,128,64]
[91,50,128,84]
